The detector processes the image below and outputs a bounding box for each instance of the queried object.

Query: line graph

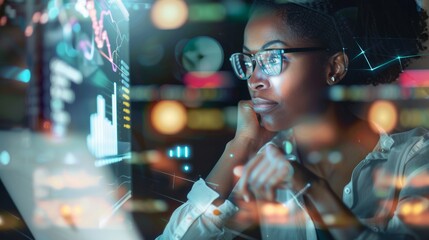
[77,36,95,60]
[87,0,128,73]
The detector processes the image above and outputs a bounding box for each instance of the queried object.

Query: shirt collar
[364,133,393,161]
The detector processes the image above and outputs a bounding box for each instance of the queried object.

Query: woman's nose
[247,67,270,91]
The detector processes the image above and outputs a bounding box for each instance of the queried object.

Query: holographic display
[25,0,135,238]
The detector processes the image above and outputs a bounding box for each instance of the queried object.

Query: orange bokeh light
[261,202,290,225]
[368,100,397,133]
[151,100,187,135]
[151,0,188,29]
[60,204,72,217]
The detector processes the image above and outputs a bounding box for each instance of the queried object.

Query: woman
[158,0,429,239]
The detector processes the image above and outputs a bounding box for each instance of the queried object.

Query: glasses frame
[229,47,329,80]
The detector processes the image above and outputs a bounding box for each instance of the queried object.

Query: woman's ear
[327,51,349,85]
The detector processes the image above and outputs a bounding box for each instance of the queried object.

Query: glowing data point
[182,163,192,173]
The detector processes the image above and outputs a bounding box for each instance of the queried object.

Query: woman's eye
[268,55,281,64]
[282,54,291,62]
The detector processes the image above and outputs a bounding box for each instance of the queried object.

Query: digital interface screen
[42,0,131,159]
[24,0,135,237]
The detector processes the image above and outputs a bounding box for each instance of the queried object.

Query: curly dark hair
[250,0,428,85]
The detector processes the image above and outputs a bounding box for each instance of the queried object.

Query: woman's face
[244,11,330,132]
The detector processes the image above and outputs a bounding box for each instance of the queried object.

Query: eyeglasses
[229,47,328,80]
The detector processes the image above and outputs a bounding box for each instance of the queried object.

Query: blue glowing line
[167,146,192,159]
[399,53,429,59]
[184,146,189,158]
[370,58,398,71]
[152,169,219,187]
[351,40,429,72]
[351,49,366,61]
[356,42,374,70]
[398,57,403,72]
[177,146,181,158]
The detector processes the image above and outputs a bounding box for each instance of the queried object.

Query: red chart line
[87,0,127,73]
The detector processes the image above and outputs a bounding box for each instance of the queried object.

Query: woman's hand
[233,100,275,154]
[205,100,275,204]
[236,143,322,202]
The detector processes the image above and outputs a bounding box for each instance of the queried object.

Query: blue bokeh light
[16,69,31,83]
[182,163,192,173]
[0,151,11,166]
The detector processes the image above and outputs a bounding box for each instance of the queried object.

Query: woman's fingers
[248,155,272,199]
[237,143,295,202]
[236,148,265,202]
[255,145,294,200]
[252,161,279,201]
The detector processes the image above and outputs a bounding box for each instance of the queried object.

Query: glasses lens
[256,50,283,76]
[230,53,253,80]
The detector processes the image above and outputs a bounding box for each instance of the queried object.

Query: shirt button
[344,187,351,194]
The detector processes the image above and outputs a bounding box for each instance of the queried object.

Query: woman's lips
[252,98,278,114]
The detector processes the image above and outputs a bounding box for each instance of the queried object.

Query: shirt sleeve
[355,139,429,240]
[156,178,240,240]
